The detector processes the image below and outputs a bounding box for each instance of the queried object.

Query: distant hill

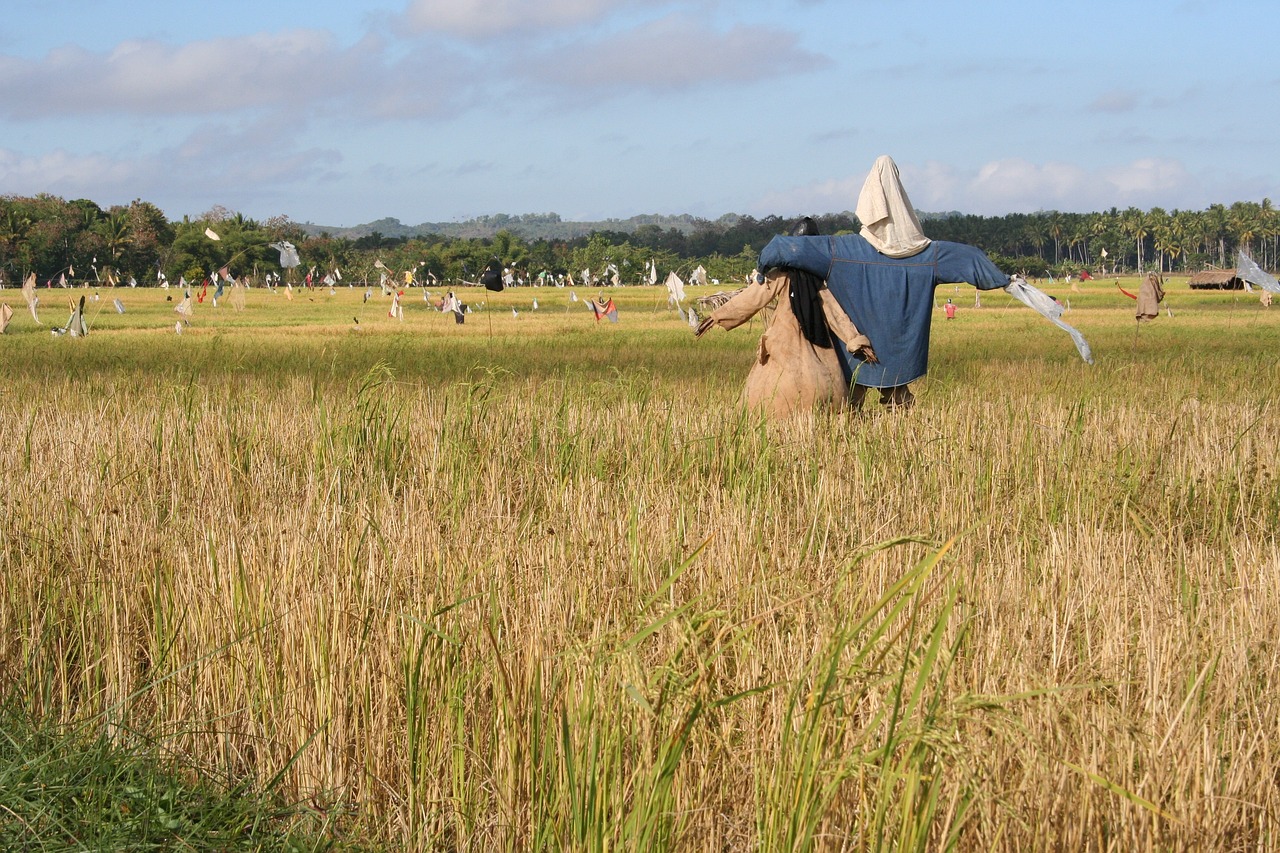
[293,209,972,242]
[295,212,729,241]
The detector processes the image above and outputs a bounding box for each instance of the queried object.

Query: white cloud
[955,158,1197,212]
[523,14,828,93]
[0,148,136,190]
[754,157,1215,217]
[0,6,823,128]
[753,175,862,216]
[399,0,679,39]
[1099,158,1190,197]
[169,119,344,187]
[0,120,342,216]
[0,30,480,121]
[0,32,340,117]
[966,159,1094,206]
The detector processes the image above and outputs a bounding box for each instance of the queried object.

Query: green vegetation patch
[0,704,347,851]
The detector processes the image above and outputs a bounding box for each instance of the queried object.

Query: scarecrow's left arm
[937,242,1093,365]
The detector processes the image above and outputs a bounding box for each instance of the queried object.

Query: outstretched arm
[934,242,1010,291]
[695,274,784,336]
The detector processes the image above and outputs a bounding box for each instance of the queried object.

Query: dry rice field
[2,278,1280,849]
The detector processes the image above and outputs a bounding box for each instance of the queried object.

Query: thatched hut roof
[1188,269,1244,290]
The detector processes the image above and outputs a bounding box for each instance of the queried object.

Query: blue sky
[2,0,1276,227]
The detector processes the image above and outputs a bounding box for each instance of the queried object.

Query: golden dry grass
[2,279,1279,849]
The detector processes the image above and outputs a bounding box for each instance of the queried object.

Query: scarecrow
[1135,273,1164,321]
[1116,273,1165,320]
[588,294,618,323]
[757,155,1091,409]
[696,217,877,418]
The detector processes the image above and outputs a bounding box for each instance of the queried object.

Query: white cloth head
[855,155,930,258]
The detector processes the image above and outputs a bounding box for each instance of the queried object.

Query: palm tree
[1121,207,1149,272]
[0,207,33,279]
[97,211,131,268]
[1047,214,1064,265]
[1260,198,1277,269]
[1229,201,1260,263]
[0,208,31,249]
[1067,224,1088,268]
[1206,204,1229,266]
[1145,208,1170,272]
[1089,210,1118,273]
[1152,222,1179,273]
[1182,208,1213,266]
[1171,210,1196,272]
[1024,218,1048,262]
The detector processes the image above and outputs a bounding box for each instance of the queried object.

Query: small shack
[1188,269,1245,290]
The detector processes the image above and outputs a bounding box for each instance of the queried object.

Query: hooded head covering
[855,155,930,258]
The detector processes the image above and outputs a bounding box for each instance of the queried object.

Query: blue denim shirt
[758,234,1009,387]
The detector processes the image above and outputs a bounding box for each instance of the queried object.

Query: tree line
[925,202,1280,277]
[2,194,1275,289]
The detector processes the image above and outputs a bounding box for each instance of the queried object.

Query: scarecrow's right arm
[696,274,783,335]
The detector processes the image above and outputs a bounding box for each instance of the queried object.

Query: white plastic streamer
[1004,277,1093,365]
[1237,250,1280,293]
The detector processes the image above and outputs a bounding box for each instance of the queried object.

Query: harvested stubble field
[2,278,1280,849]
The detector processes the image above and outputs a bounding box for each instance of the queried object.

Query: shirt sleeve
[934,242,1010,291]
[757,236,835,279]
[818,289,872,352]
[708,275,782,331]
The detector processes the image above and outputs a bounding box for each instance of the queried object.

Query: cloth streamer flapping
[22,273,40,324]
[269,241,301,269]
